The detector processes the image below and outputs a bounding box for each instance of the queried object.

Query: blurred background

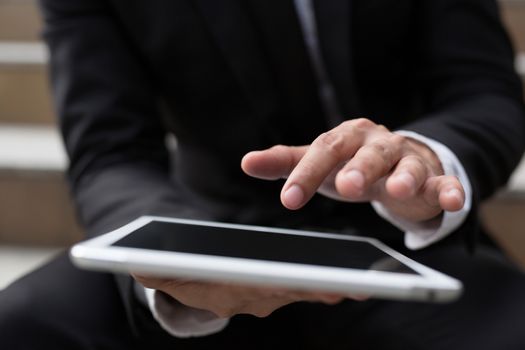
[0,0,524,289]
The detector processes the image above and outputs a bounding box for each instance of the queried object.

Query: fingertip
[335,169,365,198]
[240,150,260,175]
[345,170,365,189]
[241,150,282,180]
[440,188,465,211]
[240,152,250,167]
[241,146,302,180]
[281,184,305,210]
[386,172,416,199]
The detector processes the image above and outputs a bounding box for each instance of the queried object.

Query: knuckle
[252,309,274,318]
[297,162,316,180]
[402,154,425,169]
[352,156,377,175]
[370,139,388,155]
[339,119,354,129]
[389,134,406,148]
[376,124,390,133]
[370,139,394,166]
[353,117,375,129]
[270,144,287,152]
[213,306,237,319]
[398,156,427,183]
[323,297,343,305]
[315,131,346,158]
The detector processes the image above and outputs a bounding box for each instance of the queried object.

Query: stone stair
[0,0,82,247]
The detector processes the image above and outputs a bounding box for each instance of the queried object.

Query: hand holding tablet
[70,216,462,312]
[132,273,352,318]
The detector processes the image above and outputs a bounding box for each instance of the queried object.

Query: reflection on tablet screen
[112,221,419,275]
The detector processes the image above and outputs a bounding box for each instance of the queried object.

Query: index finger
[281,124,364,209]
[241,145,308,180]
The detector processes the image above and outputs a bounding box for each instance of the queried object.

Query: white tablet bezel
[70,216,462,302]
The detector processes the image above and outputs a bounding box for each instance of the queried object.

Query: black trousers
[1,242,525,350]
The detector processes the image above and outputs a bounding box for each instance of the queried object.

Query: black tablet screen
[112,221,419,275]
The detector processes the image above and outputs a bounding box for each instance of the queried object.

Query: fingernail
[283,184,304,208]
[446,188,462,201]
[345,170,365,189]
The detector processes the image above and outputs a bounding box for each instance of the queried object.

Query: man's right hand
[133,275,349,318]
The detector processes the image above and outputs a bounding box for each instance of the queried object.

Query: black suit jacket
[39,0,525,333]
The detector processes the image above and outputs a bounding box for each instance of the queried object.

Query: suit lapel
[192,0,359,139]
[313,0,361,119]
[192,0,280,124]
[193,0,326,144]
[245,0,326,143]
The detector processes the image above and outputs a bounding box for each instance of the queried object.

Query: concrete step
[0,124,83,246]
[500,0,525,52]
[482,154,525,268]
[518,53,525,79]
[0,0,42,41]
[0,245,62,290]
[0,42,54,124]
[482,199,525,268]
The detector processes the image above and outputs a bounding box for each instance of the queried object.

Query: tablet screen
[112,221,419,275]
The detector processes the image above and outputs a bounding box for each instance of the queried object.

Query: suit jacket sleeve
[39,0,206,234]
[404,0,525,204]
[39,0,207,335]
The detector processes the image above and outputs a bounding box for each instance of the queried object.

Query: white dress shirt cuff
[143,287,229,338]
[371,130,472,250]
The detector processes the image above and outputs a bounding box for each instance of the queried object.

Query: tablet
[70,216,462,302]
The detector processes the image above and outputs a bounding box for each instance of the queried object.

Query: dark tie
[244,0,327,145]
